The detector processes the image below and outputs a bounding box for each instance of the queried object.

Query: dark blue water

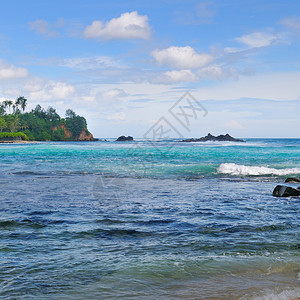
[0,139,299,299]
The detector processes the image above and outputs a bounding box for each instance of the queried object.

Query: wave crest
[218,163,300,176]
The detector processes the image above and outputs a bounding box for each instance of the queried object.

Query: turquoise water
[0,139,300,299]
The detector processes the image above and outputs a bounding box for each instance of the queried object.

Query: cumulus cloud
[151,46,213,69]
[0,59,29,79]
[29,20,59,38]
[236,32,279,48]
[25,80,75,101]
[84,11,151,40]
[154,70,197,83]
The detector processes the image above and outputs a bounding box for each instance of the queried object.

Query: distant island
[0,96,97,142]
[181,133,245,143]
[116,136,133,141]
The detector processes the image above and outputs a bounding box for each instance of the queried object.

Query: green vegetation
[0,96,91,141]
[0,132,29,140]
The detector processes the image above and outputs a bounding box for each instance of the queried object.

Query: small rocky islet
[181,133,245,143]
[116,135,134,141]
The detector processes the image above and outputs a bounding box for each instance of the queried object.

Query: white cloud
[155,69,197,83]
[25,80,75,101]
[0,59,29,79]
[153,65,244,84]
[197,66,241,80]
[151,46,213,69]
[84,11,151,40]
[102,88,127,98]
[58,56,125,70]
[197,66,226,79]
[236,32,279,48]
[29,20,59,38]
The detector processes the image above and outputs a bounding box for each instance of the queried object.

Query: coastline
[0,139,99,144]
[0,140,40,144]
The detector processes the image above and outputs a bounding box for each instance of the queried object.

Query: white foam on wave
[248,287,300,300]
[189,141,262,147]
[218,163,300,176]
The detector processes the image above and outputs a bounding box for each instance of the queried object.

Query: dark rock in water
[285,177,300,183]
[273,185,300,197]
[181,133,245,143]
[116,136,133,142]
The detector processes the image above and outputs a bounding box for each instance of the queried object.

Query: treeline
[0,96,89,141]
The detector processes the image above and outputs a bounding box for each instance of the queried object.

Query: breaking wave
[218,163,300,176]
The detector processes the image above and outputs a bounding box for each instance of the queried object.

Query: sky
[1,0,300,138]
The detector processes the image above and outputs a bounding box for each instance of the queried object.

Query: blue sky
[1,0,300,138]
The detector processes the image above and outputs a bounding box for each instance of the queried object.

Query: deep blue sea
[0,139,299,299]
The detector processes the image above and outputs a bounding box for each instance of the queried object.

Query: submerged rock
[181,133,245,143]
[116,136,133,142]
[273,185,300,197]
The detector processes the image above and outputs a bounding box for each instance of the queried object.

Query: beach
[0,140,40,144]
[0,139,299,299]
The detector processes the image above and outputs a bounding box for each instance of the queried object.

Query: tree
[65,115,87,137]
[5,114,19,132]
[0,117,7,132]
[0,105,5,116]
[3,100,13,113]
[65,109,76,119]
[12,103,20,115]
[32,104,46,119]
[46,107,60,124]
[16,96,27,112]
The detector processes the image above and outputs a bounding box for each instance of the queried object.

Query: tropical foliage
[0,132,29,140]
[0,97,89,141]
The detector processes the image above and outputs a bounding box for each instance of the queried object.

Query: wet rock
[272,185,300,197]
[285,177,300,183]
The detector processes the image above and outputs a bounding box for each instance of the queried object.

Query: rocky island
[116,135,133,141]
[0,96,97,142]
[181,133,245,143]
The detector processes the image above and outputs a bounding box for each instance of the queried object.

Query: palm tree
[6,114,19,132]
[3,100,13,113]
[16,96,27,112]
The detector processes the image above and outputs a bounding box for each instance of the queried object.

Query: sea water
[0,139,299,299]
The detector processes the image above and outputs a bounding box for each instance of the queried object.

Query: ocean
[0,139,299,299]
